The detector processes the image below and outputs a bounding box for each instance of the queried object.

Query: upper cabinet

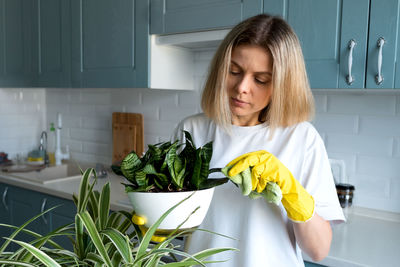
[70,0,149,88]
[0,0,35,87]
[0,0,149,88]
[265,0,400,89]
[150,0,261,34]
[32,0,72,87]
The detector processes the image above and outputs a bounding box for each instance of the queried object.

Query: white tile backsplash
[1,53,400,213]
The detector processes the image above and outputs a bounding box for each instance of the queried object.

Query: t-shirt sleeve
[301,128,345,224]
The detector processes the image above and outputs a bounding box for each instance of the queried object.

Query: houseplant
[111,131,229,230]
[0,168,236,266]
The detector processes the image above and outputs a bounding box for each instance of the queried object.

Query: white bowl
[127,187,215,230]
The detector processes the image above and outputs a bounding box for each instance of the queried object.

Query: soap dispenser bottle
[48,122,56,165]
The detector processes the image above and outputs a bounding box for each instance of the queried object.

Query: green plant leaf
[199,178,229,190]
[0,260,37,266]
[98,183,111,231]
[7,239,62,267]
[77,211,113,267]
[121,152,142,181]
[102,228,133,264]
[190,149,202,189]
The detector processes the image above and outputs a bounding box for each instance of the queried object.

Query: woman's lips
[231,97,248,107]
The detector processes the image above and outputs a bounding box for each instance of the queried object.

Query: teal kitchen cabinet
[32,0,72,87]
[0,0,36,87]
[263,0,370,89]
[264,0,400,89]
[70,0,149,88]
[0,183,11,247]
[150,0,263,34]
[37,193,76,251]
[5,185,42,251]
[0,183,75,251]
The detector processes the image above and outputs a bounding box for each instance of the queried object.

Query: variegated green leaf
[98,183,111,231]
[102,228,132,264]
[77,211,112,267]
[8,239,61,267]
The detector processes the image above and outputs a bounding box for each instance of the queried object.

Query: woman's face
[227,44,273,126]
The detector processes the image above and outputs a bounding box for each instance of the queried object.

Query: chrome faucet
[38,131,49,166]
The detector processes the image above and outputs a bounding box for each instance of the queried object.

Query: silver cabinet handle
[346,39,356,85]
[375,37,385,85]
[2,187,8,211]
[41,198,48,224]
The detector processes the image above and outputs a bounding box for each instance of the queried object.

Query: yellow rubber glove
[132,214,167,243]
[227,150,315,222]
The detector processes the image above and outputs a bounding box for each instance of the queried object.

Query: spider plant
[0,168,236,266]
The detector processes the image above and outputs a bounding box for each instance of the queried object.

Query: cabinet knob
[375,37,385,85]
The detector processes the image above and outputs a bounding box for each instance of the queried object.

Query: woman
[172,14,344,266]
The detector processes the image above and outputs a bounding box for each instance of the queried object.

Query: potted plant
[0,168,236,266]
[111,131,229,231]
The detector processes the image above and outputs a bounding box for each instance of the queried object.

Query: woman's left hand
[226,150,314,222]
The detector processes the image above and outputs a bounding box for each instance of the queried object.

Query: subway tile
[46,103,69,115]
[357,155,400,179]
[0,103,25,114]
[144,134,160,149]
[70,128,111,143]
[313,94,328,113]
[64,139,83,153]
[142,90,178,107]
[313,114,357,134]
[82,116,111,130]
[0,89,19,103]
[159,106,197,122]
[145,120,177,136]
[125,105,159,121]
[326,133,393,157]
[83,142,111,155]
[178,91,202,108]
[69,104,96,116]
[71,151,111,165]
[394,138,399,157]
[354,195,399,213]
[359,116,400,136]
[354,174,390,198]
[327,94,396,115]
[111,89,141,105]
[81,91,111,105]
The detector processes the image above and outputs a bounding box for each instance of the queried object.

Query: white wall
[1,49,400,213]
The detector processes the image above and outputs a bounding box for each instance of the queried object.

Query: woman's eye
[230,70,240,75]
[255,78,268,84]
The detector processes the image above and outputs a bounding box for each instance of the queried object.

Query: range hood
[149,29,230,90]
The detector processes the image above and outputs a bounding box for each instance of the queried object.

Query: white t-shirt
[172,113,345,267]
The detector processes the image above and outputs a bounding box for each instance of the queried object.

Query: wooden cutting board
[112,112,144,164]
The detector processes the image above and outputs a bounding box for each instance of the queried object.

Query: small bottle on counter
[48,122,56,166]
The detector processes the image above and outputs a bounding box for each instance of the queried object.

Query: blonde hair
[201,14,315,131]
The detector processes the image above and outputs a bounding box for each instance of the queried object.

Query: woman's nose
[236,75,251,94]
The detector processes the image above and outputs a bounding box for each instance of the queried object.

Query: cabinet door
[39,194,76,251]
[150,0,262,34]
[32,0,72,87]
[0,184,11,248]
[367,0,400,89]
[0,0,35,87]
[7,186,42,251]
[264,0,369,89]
[71,0,149,88]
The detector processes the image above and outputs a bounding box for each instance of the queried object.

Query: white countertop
[1,166,399,267]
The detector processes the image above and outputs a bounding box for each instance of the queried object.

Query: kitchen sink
[7,163,84,184]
